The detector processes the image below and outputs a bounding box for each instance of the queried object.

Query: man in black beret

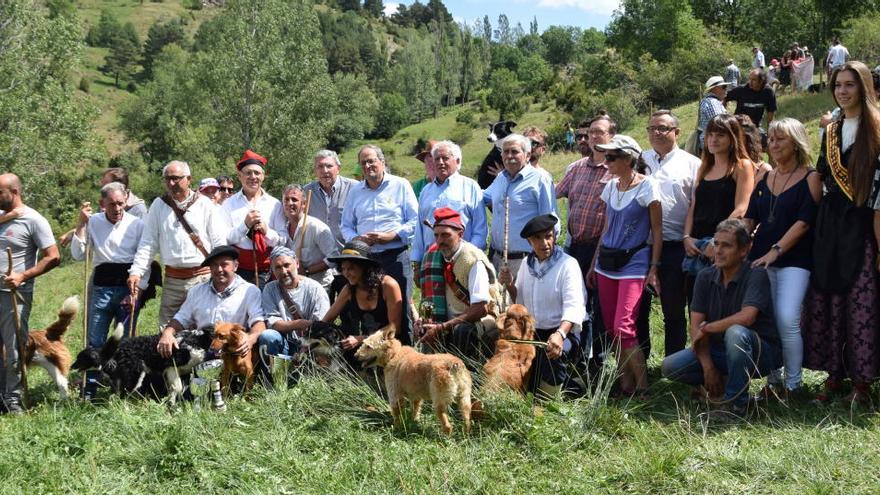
[499,214,587,397]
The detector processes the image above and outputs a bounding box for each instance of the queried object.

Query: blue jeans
[661,324,782,407]
[88,285,139,348]
[257,329,301,356]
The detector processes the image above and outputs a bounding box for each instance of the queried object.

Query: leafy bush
[374,92,409,138]
[448,123,473,146]
[183,0,203,10]
[455,108,476,126]
[845,13,880,64]
[78,77,90,93]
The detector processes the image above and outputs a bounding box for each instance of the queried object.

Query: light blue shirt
[341,172,418,252]
[412,172,488,261]
[483,164,557,254]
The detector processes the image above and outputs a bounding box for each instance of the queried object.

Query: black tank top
[692,175,737,239]
[343,284,389,336]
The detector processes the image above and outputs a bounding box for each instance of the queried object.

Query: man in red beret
[416,207,502,363]
[220,149,286,286]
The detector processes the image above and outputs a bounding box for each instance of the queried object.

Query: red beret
[236,149,267,171]
[430,206,463,230]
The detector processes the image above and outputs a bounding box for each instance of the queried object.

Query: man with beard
[0,173,60,413]
[417,207,501,363]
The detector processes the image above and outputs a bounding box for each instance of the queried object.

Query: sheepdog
[482,304,537,394]
[23,295,79,399]
[210,322,256,394]
[355,324,472,435]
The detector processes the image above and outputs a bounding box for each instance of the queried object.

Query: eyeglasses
[575,133,589,140]
[219,187,234,193]
[530,140,545,148]
[604,154,624,162]
[646,126,676,134]
[163,175,187,182]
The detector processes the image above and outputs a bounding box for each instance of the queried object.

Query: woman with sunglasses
[682,114,755,301]
[587,135,662,398]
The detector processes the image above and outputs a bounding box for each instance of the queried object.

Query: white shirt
[220,189,286,250]
[130,192,226,276]
[71,211,143,266]
[514,252,586,331]
[642,146,701,241]
[827,44,849,68]
[281,215,339,288]
[172,276,264,329]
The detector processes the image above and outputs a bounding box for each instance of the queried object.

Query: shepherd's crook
[502,196,510,310]
[6,247,28,408]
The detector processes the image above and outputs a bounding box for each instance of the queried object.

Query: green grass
[6,261,880,493]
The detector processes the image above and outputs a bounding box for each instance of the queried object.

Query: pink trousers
[597,274,646,350]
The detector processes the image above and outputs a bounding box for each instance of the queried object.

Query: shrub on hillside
[374,93,409,138]
[455,108,476,126]
[448,123,473,146]
[78,77,90,93]
[845,13,880,64]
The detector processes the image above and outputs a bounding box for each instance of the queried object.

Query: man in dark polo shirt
[661,219,781,418]
[724,69,777,129]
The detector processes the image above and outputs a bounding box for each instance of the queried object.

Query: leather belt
[164,265,210,279]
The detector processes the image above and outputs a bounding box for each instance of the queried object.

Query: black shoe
[81,378,99,403]
[4,396,24,415]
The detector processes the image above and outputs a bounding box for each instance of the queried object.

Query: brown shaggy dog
[24,295,79,399]
[355,325,472,435]
[210,322,256,394]
[482,304,536,393]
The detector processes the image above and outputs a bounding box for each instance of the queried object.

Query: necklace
[767,168,797,223]
[616,172,638,207]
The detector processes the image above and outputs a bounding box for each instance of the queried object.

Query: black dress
[692,175,737,240]
[342,284,390,337]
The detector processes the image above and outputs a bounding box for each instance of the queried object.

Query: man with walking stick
[0,174,60,414]
[278,184,338,292]
[71,182,147,401]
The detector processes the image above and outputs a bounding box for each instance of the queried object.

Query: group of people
[1,59,880,417]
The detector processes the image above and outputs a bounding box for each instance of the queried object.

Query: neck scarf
[526,246,564,280]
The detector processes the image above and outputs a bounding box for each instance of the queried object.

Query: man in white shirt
[279,184,339,291]
[642,110,701,358]
[752,47,765,69]
[157,245,265,359]
[825,38,849,76]
[416,207,500,363]
[220,150,286,287]
[127,160,225,327]
[500,214,586,397]
[72,182,148,400]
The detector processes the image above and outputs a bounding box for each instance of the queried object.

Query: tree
[337,0,360,11]
[86,9,123,47]
[141,18,188,80]
[607,0,706,63]
[46,0,76,19]
[123,0,336,186]
[517,33,546,57]
[364,0,383,17]
[327,73,378,149]
[481,15,492,43]
[487,68,523,120]
[382,32,438,120]
[374,92,409,137]
[529,16,538,36]
[495,14,511,45]
[541,25,578,66]
[0,0,104,229]
[103,36,140,87]
[843,12,880,63]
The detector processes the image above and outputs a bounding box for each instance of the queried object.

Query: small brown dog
[24,295,79,399]
[210,322,256,394]
[483,304,536,393]
[355,324,472,435]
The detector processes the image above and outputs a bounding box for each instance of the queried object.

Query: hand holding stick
[296,190,313,262]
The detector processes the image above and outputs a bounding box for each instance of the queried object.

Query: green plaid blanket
[418,244,448,322]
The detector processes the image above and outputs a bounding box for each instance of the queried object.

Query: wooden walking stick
[81,211,90,353]
[296,190,313,262]
[502,196,510,311]
[6,247,28,408]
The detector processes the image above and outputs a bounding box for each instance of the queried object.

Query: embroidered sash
[826,122,853,201]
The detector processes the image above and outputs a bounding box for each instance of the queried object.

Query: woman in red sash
[802,61,880,404]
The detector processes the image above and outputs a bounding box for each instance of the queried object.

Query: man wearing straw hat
[278,183,338,291]
[220,149,286,287]
[696,76,732,154]
[417,207,501,363]
[0,173,60,414]
[71,182,148,401]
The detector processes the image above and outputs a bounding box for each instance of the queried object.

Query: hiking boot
[4,396,24,415]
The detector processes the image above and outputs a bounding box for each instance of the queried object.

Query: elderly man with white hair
[483,133,557,279]
[128,160,226,326]
[412,140,487,271]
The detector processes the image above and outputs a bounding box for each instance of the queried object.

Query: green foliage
[102,36,140,87]
[46,0,76,19]
[375,92,410,138]
[517,53,554,94]
[0,0,105,232]
[390,0,452,28]
[183,0,203,11]
[319,11,385,83]
[844,12,880,63]
[363,0,384,17]
[122,0,335,188]
[448,122,472,145]
[455,107,475,126]
[141,18,189,80]
[487,68,524,120]
[327,72,378,149]
[86,9,123,47]
[607,0,706,63]
[516,33,547,58]
[578,27,606,54]
[541,25,578,66]
[78,76,90,93]
[383,32,438,120]
[490,43,525,73]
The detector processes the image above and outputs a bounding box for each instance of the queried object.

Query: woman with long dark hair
[802,61,880,404]
[682,114,755,299]
[744,118,821,398]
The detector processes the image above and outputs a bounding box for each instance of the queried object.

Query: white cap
[705,76,733,91]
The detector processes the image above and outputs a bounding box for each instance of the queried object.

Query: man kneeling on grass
[661,219,781,418]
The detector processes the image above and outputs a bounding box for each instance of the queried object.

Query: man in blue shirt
[412,140,487,270]
[483,133,557,281]
[341,144,418,342]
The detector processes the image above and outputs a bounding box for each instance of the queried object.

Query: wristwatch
[771,243,782,254]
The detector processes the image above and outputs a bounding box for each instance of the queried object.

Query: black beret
[201,245,239,267]
[520,214,558,239]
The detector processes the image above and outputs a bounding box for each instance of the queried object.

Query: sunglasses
[163,175,187,182]
[219,187,234,193]
[604,154,625,162]
[646,126,676,134]
[530,140,545,148]
[575,133,589,140]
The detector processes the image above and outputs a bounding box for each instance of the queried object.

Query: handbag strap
[161,193,210,257]
[279,284,303,320]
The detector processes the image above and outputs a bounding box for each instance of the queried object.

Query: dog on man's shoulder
[25,295,80,399]
[483,303,536,394]
[355,324,472,435]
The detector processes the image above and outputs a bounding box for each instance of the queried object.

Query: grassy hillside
[5,261,880,493]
